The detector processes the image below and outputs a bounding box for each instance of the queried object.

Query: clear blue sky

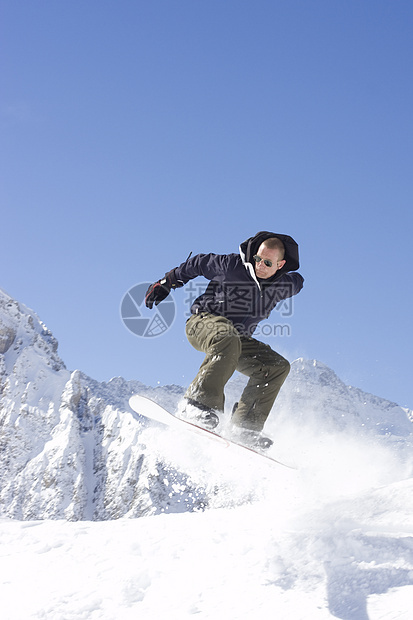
[2,1,412,407]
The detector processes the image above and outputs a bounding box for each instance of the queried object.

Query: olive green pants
[185,312,290,432]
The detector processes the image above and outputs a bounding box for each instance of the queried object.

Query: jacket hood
[239,231,300,279]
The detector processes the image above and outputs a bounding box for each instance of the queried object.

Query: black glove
[145,269,184,309]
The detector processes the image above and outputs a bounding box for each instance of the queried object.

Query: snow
[1,475,413,619]
[1,287,413,618]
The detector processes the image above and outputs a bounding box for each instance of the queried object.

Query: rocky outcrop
[0,289,208,520]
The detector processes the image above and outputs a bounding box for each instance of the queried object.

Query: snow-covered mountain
[0,287,412,522]
[1,287,413,619]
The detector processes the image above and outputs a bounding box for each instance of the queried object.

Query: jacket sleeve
[275,272,304,299]
[172,253,234,284]
[289,272,304,296]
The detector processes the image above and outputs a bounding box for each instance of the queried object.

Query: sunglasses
[253,254,273,268]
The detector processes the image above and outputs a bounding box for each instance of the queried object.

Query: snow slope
[0,287,412,619]
[1,478,413,619]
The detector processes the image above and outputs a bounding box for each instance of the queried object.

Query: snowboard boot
[231,403,273,450]
[233,427,273,451]
[181,398,220,431]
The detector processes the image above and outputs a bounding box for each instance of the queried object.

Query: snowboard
[129,394,296,469]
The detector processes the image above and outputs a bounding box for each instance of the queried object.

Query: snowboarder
[145,231,304,449]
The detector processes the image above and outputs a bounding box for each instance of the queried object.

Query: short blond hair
[262,237,285,260]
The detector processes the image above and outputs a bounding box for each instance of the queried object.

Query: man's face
[253,243,286,279]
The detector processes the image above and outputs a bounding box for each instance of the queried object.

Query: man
[145,231,304,449]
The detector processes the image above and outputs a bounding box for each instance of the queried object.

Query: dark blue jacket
[173,231,304,337]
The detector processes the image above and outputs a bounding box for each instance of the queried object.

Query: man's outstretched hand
[145,269,184,308]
